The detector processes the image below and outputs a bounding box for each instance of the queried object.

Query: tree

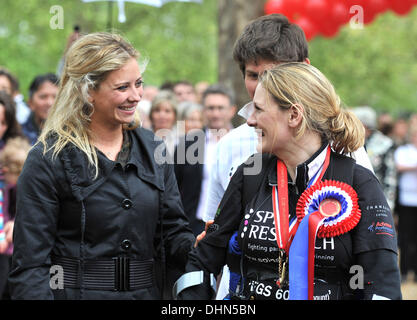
[217,0,265,125]
[0,0,218,98]
[309,8,417,114]
[1,1,417,115]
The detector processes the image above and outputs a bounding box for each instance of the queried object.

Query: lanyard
[272,145,331,256]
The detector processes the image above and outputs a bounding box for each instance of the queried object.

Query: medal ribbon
[272,161,289,253]
[272,145,331,299]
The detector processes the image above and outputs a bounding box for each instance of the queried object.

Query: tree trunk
[217,0,265,126]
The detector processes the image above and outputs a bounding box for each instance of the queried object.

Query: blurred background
[1,0,417,115]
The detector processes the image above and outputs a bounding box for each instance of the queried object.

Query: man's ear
[288,104,304,128]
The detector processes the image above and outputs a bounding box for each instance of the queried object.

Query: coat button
[121,239,131,250]
[122,199,133,210]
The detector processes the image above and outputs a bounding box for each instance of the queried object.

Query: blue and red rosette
[289,180,361,300]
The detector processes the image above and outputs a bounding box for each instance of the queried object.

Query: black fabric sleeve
[351,165,398,254]
[9,147,60,300]
[178,163,246,299]
[159,162,195,268]
[355,249,402,300]
[348,165,401,300]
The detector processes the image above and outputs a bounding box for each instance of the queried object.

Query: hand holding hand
[194,220,214,248]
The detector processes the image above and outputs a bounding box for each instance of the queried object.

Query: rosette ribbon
[289,180,361,300]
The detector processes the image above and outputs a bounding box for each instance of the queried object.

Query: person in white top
[201,14,374,300]
[0,68,31,124]
[394,125,417,280]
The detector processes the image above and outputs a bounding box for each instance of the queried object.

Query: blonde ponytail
[328,108,365,154]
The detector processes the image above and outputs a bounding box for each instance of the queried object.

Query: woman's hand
[194,220,214,248]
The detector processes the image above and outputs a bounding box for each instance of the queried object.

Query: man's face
[244,58,310,99]
[241,59,310,119]
[173,83,196,103]
[203,93,235,130]
[244,59,277,99]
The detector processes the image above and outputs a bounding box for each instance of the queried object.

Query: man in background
[174,84,236,236]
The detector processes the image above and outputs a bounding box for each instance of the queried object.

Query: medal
[276,249,288,288]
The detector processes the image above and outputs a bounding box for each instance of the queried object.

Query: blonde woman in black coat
[9,32,195,300]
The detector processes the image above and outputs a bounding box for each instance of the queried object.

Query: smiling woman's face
[89,57,143,130]
[248,83,291,154]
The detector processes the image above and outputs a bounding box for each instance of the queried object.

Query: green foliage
[0,0,217,99]
[309,8,417,115]
[1,1,417,116]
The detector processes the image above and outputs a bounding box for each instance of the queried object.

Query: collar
[268,142,329,192]
[60,127,165,201]
[127,128,165,192]
[238,101,254,120]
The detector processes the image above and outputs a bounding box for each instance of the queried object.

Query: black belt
[51,255,155,291]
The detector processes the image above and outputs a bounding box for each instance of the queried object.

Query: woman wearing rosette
[176,62,401,300]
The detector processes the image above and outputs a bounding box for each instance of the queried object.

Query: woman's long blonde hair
[38,32,141,177]
[260,63,365,154]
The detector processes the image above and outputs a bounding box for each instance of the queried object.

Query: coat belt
[51,255,155,291]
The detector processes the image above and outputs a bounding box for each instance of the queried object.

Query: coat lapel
[60,127,165,201]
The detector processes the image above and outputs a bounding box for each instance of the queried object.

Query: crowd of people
[0,13,416,300]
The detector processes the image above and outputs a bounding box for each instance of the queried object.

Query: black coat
[174,130,205,235]
[9,127,194,300]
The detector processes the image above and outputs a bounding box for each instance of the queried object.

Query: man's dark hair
[28,73,59,99]
[233,14,309,75]
[202,83,235,106]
